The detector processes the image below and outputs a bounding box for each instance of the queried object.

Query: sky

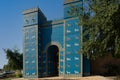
[0,0,64,69]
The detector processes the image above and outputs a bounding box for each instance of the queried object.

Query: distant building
[23,0,90,78]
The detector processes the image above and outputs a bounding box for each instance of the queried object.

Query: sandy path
[12,76,115,80]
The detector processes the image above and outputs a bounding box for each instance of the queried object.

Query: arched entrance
[47,45,59,76]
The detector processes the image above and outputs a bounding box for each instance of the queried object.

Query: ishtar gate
[23,0,90,78]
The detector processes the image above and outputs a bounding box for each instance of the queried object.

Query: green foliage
[3,49,23,71]
[3,65,10,71]
[16,71,22,78]
[80,0,120,59]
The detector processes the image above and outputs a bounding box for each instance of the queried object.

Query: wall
[91,54,120,75]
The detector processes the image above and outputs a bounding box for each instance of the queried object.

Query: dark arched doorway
[47,45,59,76]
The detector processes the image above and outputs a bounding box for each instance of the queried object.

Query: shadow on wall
[40,21,60,77]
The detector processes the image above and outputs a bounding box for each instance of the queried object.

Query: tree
[80,0,120,59]
[3,49,23,71]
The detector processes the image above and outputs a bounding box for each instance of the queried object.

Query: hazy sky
[0,0,64,69]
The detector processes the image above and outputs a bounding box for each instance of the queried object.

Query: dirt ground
[12,76,117,80]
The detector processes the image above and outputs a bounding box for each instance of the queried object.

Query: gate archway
[47,45,59,76]
[45,42,62,76]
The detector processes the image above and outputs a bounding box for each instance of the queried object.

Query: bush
[16,71,22,78]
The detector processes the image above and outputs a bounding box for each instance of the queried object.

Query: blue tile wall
[23,26,38,78]
[23,12,38,26]
[65,18,81,75]
[64,2,83,19]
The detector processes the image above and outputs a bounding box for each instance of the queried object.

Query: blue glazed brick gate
[23,0,90,78]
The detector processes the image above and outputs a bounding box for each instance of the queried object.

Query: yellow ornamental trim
[64,0,79,4]
[43,41,63,53]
